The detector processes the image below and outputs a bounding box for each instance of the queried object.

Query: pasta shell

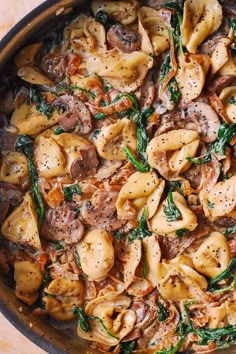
[181,0,223,54]
[43,278,84,321]
[192,232,231,278]
[14,261,43,306]
[1,192,41,250]
[77,229,114,281]
[219,85,236,123]
[150,191,198,237]
[95,118,137,160]
[0,150,28,185]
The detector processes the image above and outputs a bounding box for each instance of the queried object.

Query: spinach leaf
[74,250,82,268]
[176,228,190,238]
[186,152,212,165]
[120,340,136,354]
[230,17,236,39]
[53,126,65,135]
[91,129,101,139]
[89,316,119,339]
[15,135,45,225]
[157,302,170,322]
[72,307,91,332]
[207,258,236,292]
[49,240,64,250]
[136,107,154,157]
[95,10,109,25]
[113,230,124,241]
[129,206,152,243]
[93,112,107,120]
[30,88,53,119]
[214,123,236,155]
[63,183,82,202]
[207,200,214,209]
[160,51,181,104]
[123,146,150,173]
[196,325,236,345]
[168,181,183,195]
[163,192,181,222]
[113,93,140,113]
[229,96,236,105]
[141,242,148,278]
[224,225,236,237]
[154,337,184,354]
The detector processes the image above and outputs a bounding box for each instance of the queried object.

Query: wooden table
[0,2,47,352]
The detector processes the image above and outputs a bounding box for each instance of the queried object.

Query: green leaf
[30,88,53,119]
[196,325,236,345]
[74,250,82,268]
[93,112,107,120]
[168,78,181,103]
[214,123,236,155]
[49,240,64,250]
[154,337,184,354]
[224,225,236,237]
[229,96,236,105]
[207,258,236,292]
[15,135,45,225]
[136,107,154,156]
[176,229,190,238]
[63,183,82,202]
[53,126,65,135]
[163,192,181,222]
[207,200,214,209]
[72,307,91,332]
[112,93,140,113]
[230,17,236,38]
[91,129,101,139]
[120,340,136,354]
[186,152,212,165]
[157,302,170,322]
[113,230,124,241]
[123,146,150,173]
[95,10,109,25]
[129,206,152,243]
[168,181,183,195]
[89,316,119,339]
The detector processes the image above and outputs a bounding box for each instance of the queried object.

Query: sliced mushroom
[107,24,141,53]
[70,144,98,180]
[81,189,125,231]
[54,95,92,134]
[41,202,84,244]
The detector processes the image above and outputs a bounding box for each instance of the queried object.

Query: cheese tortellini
[14,261,43,306]
[150,191,198,236]
[95,118,137,160]
[200,175,236,218]
[192,232,231,278]
[43,278,84,320]
[181,0,223,53]
[76,229,114,281]
[10,102,59,135]
[0,151,28,185]
[219,86,236,123]
[116,171,164,220]
[77,294,136,346]
[147,129,200,180]
[156,256,208,301]
[1,193,41,249]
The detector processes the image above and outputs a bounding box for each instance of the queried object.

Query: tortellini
[77,294,136,346]
[142,235,161,287]
[122,239,153,296]
[10,102,59,135]
[34,132,91,179]
[208,302,236,328]
[116,171,164,220]
[0,151,28,185]
[1,193,41,249]
[150,191,198,237]
[138,7,170,56]
[176,54,211,101]
[87,49,153,93]
[200,175,236,218]
[91,0,139,25]
[181,0,223,53]
[76,229,114,281]
[95,118,137,160]
[147,129,200,180]
[43,278,84,321]
[14,261,43,306]
[156,256,208,301]
[192,232,231,278]
[219,86,236,123]
[210,31,234,76]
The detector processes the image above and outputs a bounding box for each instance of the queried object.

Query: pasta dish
[1,0,236,353]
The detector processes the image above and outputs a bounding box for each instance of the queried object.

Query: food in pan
[1,0,236,353]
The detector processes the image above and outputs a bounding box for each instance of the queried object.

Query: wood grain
[0,2,47,352]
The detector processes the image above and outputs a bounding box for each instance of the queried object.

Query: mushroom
[107,24,141,53]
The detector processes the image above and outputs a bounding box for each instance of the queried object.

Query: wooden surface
[0,2,48,352]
